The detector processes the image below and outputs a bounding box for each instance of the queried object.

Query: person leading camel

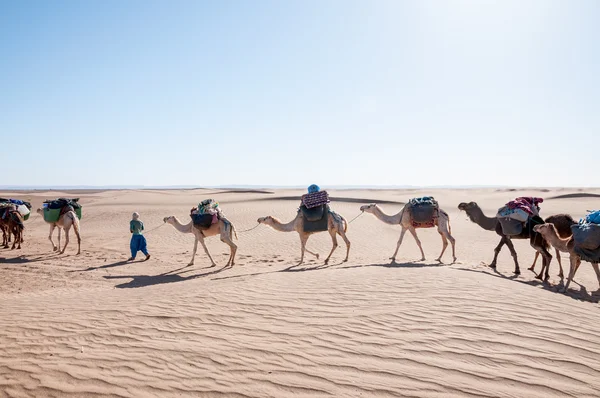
[128,212,150,262]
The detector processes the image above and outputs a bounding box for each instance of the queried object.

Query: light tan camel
[533,223,600,293]
[360,203,456,263]
[36,208,81,254]
[257,210,350,265]
[163,216,238,267]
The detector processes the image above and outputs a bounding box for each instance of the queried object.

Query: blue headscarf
[308,184,320,194]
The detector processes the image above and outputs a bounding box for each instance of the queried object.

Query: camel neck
[467,206,497,231]
[372,206,402,225]
[170,217,194,233]
[268,218,296,232]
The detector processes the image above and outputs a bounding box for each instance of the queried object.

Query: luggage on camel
[407,196,438,227]
[190,199,221,229]
[299,190,331,232]
[42,198,82,223]
[580,210,600,225]
[497,197,543,236]
[0,199,31,221]
[571,223,600,250]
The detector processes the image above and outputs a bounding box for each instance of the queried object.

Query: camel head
[163,216,174,224]
[257,216,273,224]
[457,202,478,212]
[36,208,43,215]
[359,203,378,213]
[533,223,555,236]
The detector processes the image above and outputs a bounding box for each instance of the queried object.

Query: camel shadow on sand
[104,264,232,288]
[0,253,63,264]
[455,266,600,304]
[211,259,446,282]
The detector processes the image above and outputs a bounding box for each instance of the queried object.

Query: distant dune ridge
[1,188,600,397]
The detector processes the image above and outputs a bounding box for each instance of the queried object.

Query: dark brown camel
[0,210,24,250]
[458,202,574,280]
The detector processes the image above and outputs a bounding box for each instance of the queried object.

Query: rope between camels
[143,223,166,234]
[238,223,261,233]
[347,211,364,224]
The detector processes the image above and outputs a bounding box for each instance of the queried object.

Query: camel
[458,202,574,278]
[36,208,81,254]
[359,203,456,263]
[533,223,600,293]
[0,210,24,250]
[257,209,350,265]
[163,215,238,267]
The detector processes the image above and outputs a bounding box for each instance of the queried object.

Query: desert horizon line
[0,184,598,191]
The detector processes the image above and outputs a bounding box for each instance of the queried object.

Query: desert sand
[1,188,600,398]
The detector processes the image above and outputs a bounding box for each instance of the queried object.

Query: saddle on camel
[406,196,439,228]
[496,197,544,236]
[571,210,600,263]
[42,198,83,223]
[190,199,222,230]
[299,186,331,232]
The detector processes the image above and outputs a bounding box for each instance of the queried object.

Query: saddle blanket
[301,191,330,209]
[505,197,543,216]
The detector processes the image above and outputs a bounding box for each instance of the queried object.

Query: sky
[1,0,598,188]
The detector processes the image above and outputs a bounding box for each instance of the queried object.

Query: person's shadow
[103,264,231,288]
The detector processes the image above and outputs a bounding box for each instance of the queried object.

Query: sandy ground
[1,188,599,398]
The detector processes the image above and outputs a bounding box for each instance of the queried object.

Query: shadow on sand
[0,253,62,264]
[103,264,232,288]
[211,260,447,282]
[455,266,600,303]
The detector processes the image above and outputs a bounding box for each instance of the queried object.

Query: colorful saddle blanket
[301,191,330,209]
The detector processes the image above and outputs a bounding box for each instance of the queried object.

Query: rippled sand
[1,188,599,397]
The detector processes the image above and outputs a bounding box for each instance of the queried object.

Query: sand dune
[1,188,600,397]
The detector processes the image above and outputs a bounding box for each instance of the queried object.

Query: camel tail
[343,217,348,233]
[232,223,238,240]
[442,210,451,235]
[71,212,81,238]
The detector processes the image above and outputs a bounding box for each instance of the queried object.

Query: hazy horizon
[2,1,598,187]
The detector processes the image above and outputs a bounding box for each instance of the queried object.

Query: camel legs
[188,237,199,266]
[199,237,217,267]
[528,251,539,272]
[533,245,552,281]
[324,229,338,265]
[555,249,564,278]
[562,254,581,293]
[408,227,426,261]
[61,226,71,254]
[57,227,62,252]
[220,229,237,267]
[48,224,58,252]
[490,237,519,273]
[339,227,351,263]
[390,228,408,263]
[591,262,600,290]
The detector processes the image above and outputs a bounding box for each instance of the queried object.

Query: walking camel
[533,223,600,293]
[257,210,350,265]
[458,202,574,278]
[0,210,24,250]
[163,215,238,267]
[36,207,81,254]
[359,203,456,263]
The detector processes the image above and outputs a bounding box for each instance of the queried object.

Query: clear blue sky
[1,0,598,187]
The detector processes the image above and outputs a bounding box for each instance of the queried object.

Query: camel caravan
[2,188,600,295]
